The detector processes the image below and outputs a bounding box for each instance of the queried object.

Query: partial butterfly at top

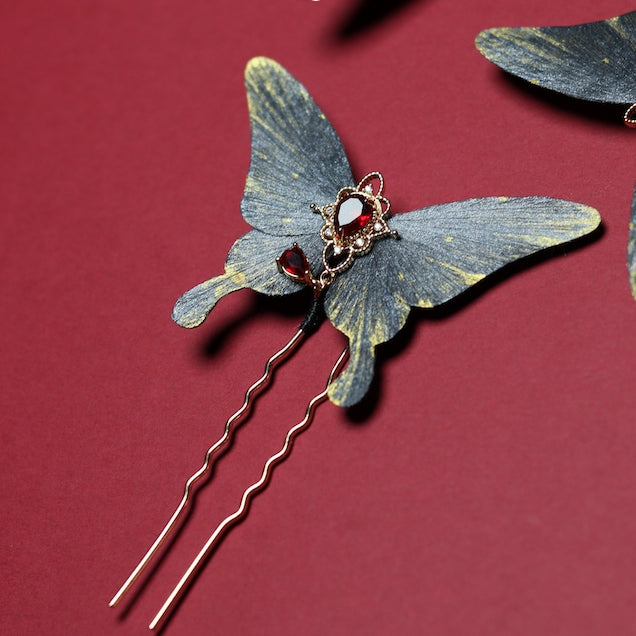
[475,10,636,128]
[110,57,600,630]
[476,12,635,296]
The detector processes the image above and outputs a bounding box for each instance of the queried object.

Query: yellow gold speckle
[441,262,484,286]
[602,57,610,64]
[230,272,246,285]
[444,236,453,243]
[498,196,509,202]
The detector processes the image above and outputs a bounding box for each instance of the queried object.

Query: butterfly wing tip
[474,28,490,47]
[475,27,506,51]
[171,294,210,328]
[583,205,602,230]
[171,307,207,329]
[326,385,348,408]
[245,56,278,75]
[326,367,372,409]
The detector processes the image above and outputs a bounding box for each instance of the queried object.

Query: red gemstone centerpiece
[334,194,374,238]
[277,172,396,296]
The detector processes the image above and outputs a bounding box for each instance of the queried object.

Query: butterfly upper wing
[241,57,354,236]
[628,185,636,299]
[173,57,352,327]
[172,230,324,327]
[324,197,601,407]
[476,11,636,104]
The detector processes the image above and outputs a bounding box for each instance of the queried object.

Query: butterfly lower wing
[476,11,636,104]
[172,230,323,327]
[241,57,354,236]
[324,241,410,406]
[324,196,600,407]
[628,185,636,299]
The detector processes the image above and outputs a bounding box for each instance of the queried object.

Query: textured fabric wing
[325,197,600,406]
[172,230,324,327]
[476,11,636,104]
[324,240,410,406]
[241,57,354,236]
[389,197,600,307]
[628,185,636,299]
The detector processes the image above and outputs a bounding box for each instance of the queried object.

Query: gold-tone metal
[280,172,398,297]
[316,171,395,267]
[624,103,636,128]
[148,346,349,631]
[108,329,306,609]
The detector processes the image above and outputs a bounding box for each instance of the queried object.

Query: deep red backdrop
[3,1,636,634]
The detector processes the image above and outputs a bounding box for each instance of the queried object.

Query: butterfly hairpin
[475,10,636,128]
[109,57,600,629]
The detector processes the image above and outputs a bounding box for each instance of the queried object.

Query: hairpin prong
[148,346,349,630]
[109,328,306,609]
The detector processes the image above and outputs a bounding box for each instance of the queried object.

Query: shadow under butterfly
[109,57,600,630]
[334,0,422,40]
[476,12,636,297]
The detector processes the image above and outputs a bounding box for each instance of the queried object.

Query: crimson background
[2,1,636,634]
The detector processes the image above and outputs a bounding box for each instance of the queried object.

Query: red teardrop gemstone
[278,244,311,281]
[335,194,374,238]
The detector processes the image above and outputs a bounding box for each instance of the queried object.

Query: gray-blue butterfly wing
[476,11,636,105]
[324,196,601,407]
[241,57,355,236]
[173,57,352,327]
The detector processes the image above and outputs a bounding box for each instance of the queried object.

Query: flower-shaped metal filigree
[277,172,397,295]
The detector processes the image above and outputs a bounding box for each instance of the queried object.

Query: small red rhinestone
[278,244,311,281]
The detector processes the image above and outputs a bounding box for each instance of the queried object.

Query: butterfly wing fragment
[475,11,636,105]
[324,196,600,407]
[173,57,353,327]
[628,185,636,299]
